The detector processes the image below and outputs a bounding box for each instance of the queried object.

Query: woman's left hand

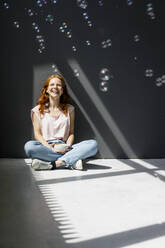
[62,146,72,153]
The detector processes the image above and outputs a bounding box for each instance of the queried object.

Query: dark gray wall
[0,0,165,158]
[0,2,33,157]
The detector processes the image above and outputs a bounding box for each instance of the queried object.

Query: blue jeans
[24,139,98,167]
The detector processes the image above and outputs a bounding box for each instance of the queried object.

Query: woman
[24,74,98,170]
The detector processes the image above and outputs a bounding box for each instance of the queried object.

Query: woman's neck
[49,97,60,109]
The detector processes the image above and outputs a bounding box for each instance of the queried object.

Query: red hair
[37,74,71,115]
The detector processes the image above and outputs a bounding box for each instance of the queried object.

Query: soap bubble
[39,42,45,47]
[74,69,79,77]
[38,48,43,53]
[134,34,140,42]
[32,22,40,33]
[45,14,54,24]
[62,22,67,29]
[106,39,112,47]
[99,81,109,92]
[155,75,165,87]
[156,77,162,83]
[27,9,34,16]
[155,77,162,87]
[36,0,43,7]
[50,0,58,4]
[99,68,113,80]
[87,20,92,27]
[13,21,20,28]
[101,39,112,48]
[86,40,91,46]
[101,41,106,48]
[66,30,72,38]
[82,12,89,20]
[40,43,45,49]
[59,26,64,32]
[145,69,154,77]
[36,35,44,43]
[52,64,58,72]
[127,0,133,6]
[42,0,47,4]
[149,12,155,20]
[98,0,103,6]
[3,2,9,9]
[76,0,88,9]
[72,46,77,52]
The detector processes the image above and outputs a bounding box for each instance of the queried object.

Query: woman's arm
[32,113,52,149]
[66,108,75,146]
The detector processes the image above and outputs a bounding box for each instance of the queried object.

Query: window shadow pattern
[29,158,165,247]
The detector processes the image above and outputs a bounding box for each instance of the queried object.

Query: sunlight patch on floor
[24,158,165,245]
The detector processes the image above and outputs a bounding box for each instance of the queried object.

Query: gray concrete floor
[0,158,165,248]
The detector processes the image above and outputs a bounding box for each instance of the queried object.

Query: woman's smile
[51,89,59,93]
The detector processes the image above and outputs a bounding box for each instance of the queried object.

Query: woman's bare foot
[55,160,66,168]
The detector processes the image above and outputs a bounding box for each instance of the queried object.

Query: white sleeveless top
[31,104,74,141]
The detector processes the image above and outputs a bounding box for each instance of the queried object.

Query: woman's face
[46,77,63,98]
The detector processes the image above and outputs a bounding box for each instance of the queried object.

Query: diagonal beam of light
[65,70,114,157]
[67,58,137,158]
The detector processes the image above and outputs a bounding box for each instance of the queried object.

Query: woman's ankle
[55,160,66,168]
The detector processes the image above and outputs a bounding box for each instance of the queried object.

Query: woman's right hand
[52,147,66,154]
[50,144,71,154]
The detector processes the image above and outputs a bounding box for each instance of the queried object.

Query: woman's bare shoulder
[32,105,40,111]
[67,104,75,113]
[31,105,41,120]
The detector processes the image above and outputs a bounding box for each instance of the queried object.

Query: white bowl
[54,144,69,152]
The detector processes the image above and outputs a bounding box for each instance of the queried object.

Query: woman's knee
[24,141,35,157]
[88,139,98,151]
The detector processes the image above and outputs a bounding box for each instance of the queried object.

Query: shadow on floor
[71,222,165,248]
[83,163,111,170]
[1,158,165,248]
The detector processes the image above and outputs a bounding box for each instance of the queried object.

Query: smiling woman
[24,74,98,171]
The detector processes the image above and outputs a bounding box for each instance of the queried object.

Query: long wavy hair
[37,74,71,115]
